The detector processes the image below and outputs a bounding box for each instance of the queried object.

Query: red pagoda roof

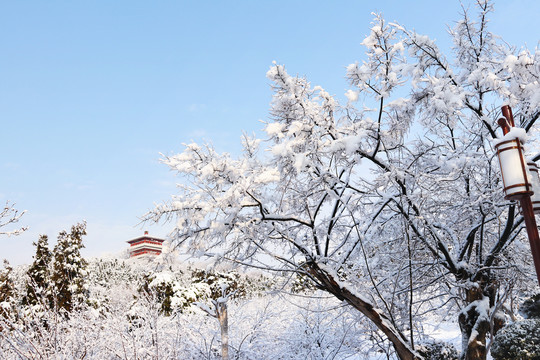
[126,231,165,245]
[127,231,166,258]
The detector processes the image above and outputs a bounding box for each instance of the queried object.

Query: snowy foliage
[22,235,51,308]
[518,293,540,319]
[50,222,88,314]
[490,319,540,360]
[145,1,539,359]
[0,260,15,320]
[0,256,394,360]
[0,1,537,359]
[416,340,459,360]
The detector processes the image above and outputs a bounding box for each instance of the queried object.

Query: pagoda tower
[127,231,165,257]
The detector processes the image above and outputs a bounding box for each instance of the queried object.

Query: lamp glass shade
[528,161,540,213]
[495,139,533,200]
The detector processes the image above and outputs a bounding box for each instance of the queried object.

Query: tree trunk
[306,261,421,360]
[458,303,488,360]
[457,287,503,360]
[217,301,229,360]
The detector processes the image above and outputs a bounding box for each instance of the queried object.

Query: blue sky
[1,0,539,265]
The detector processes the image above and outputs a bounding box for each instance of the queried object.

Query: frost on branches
[145,1,539,359]
[0,201,27,237]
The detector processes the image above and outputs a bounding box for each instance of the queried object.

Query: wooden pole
[502,105,515,127]
[500,105,540,286]
[519,196,540,286]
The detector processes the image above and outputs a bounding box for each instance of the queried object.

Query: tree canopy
[145,1,540,359]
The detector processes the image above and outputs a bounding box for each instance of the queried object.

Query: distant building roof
[127,231,165,245]
[127,231,165,258]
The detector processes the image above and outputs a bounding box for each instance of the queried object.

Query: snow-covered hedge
[519,293,540,319]
[490,319,540,360]
[416,340,459,360]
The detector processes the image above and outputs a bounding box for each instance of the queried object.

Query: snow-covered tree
[23,235,52,308]
[189,270,250,360]
[0,260,16,322]
[50,222,88,314]
[195,281,231,360]
[145,1,538,359]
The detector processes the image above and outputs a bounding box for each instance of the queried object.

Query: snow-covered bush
[136,267,273,318]
[417,340,459,360]
[490,319,540,360]
[290,267,318,294]
[519,293,540,319]
[139,271,181,315]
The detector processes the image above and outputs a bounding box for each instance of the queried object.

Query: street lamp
[495,105,540,286]
[494,133,532,200]
[527,161,540,214]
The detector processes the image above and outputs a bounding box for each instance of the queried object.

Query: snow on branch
[0,202,27,236]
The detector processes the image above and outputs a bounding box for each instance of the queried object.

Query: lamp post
[495,105,540,286]
[528,161,540,214]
